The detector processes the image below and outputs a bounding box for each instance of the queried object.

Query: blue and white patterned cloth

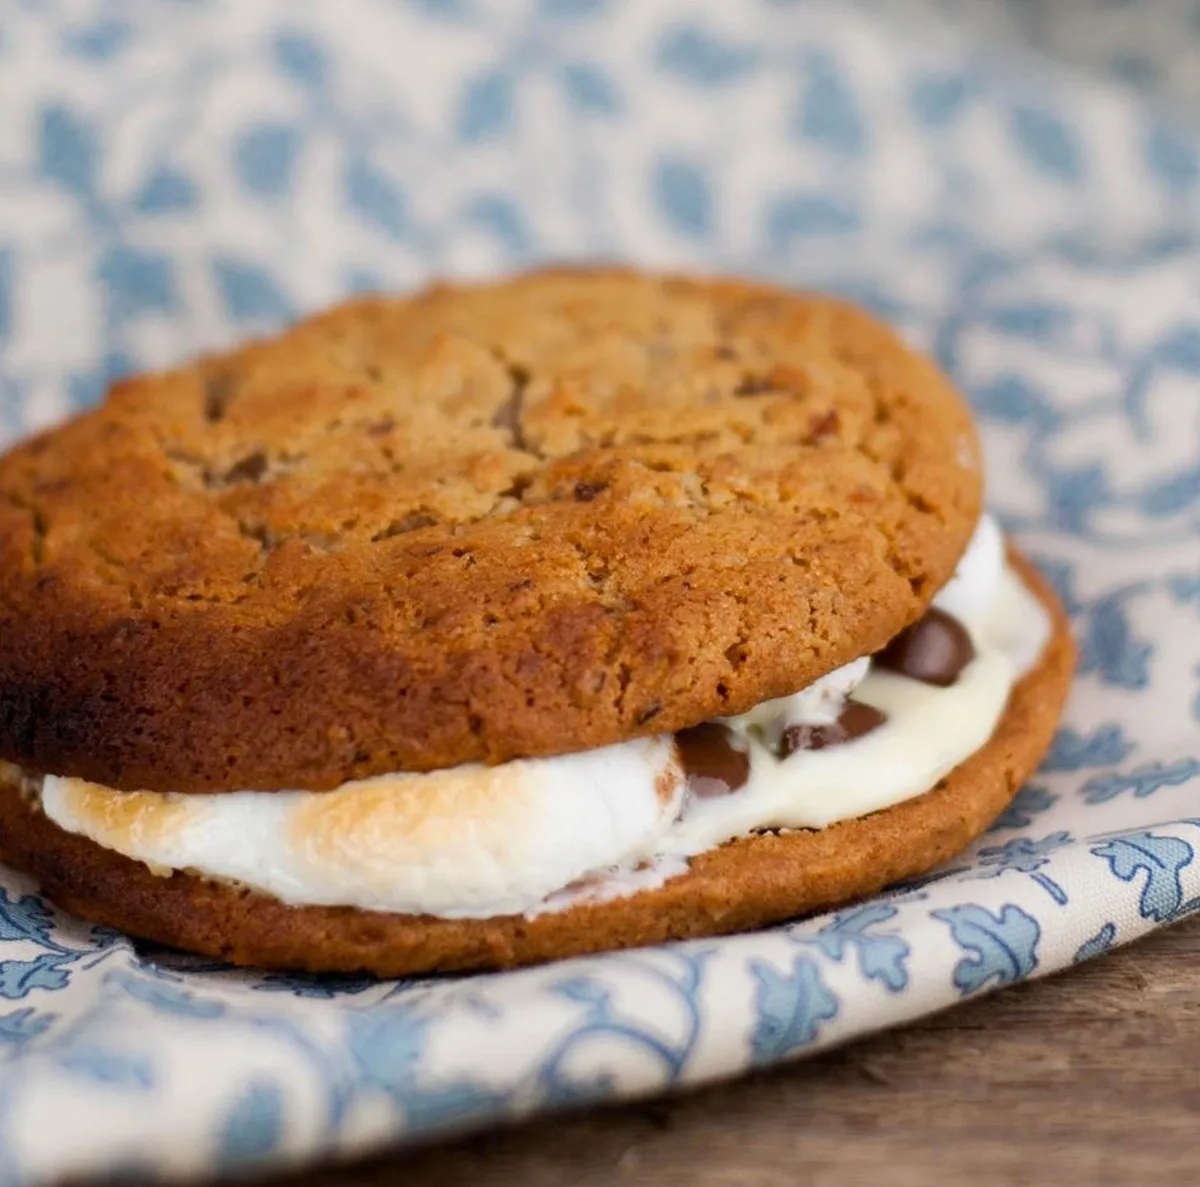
[0,2,1198,1182]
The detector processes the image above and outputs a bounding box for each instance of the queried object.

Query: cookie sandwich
[0,269,1074,974]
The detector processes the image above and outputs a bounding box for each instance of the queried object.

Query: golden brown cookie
[0,269,980,793]
[0,552,1073,975]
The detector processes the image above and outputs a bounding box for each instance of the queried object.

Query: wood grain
[262,915,1200,1187]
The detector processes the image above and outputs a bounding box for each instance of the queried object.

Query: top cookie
[0,269,981,793]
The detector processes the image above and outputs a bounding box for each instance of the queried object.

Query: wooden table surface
[273,916,1200,1186]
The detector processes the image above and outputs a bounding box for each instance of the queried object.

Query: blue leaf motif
[989,784,1057,831]
[910,72,973,127]
[1074,922,1116,964]
[457,70,514,143]
[795,50,865,157]
[1091,832,1194,921]
[463,195,530,255]
[560,62,619,115]
[212,258,292,325]
[344,269,385,295]
[768,193,860,247]
[552,976,612,1008]
[1078,590,1152,689]
[0,247,12,341]
[748,955,838,1065]
[347,1006,427,1094]
[1151,324,1200,373]
[655,25,760,87]
[97,246,179,322]
[971,375,1057,427]
[0,889,56,945]
[57,1046,155,1090]
[535,953,704,1106]
[1110,53,1159,89]
[133,166,199,214]
[978,300,1077,343]
[1043,725,1135,772]
[933,904,1040,994]
[1046,462,1112,535]
[344,158,407,241]
[62,18,134,61]
[0,1008,53,1046]
[1145,120,1198,194]
[1081,758,1200,805]
[1141,463,1200,518]
[974,833,1072,903]
[412,0,472,15]
[541,0,608,14]
[108,971,227,1019]
[1168,574,1200,606]
[39,104,97,198]
[1010,104,1083,183]
[653,157,712,238]
[234,123,302,198]
[0,953,72,999]
[976,832,1073,874]
[274,29,328,89]
[809,903,909,992]
[217,1081,284,1165]
[1,378,28,438]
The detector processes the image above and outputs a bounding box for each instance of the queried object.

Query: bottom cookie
[0,553,1073,976]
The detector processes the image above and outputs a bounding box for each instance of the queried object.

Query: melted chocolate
[875,607,975,687]
[778,700,887,758]
[674,723,751,798]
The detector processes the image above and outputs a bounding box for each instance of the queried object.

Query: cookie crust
[0,552,1073,975]
[0,270,980,792]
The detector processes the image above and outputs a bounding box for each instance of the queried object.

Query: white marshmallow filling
[37,515,1050,920]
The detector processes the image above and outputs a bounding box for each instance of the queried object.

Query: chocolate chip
[778,700,887,758]
[876,607,975,687]
[675,722,750,798]
[734,376,773,397]
[573,481,606,502]
[840,699,887,739]
[367,417,396,437]
[203,369,237,423]
[223,450,269,484]
[806,409,840,441]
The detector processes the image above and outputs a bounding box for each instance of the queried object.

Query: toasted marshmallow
[42,738,684,919]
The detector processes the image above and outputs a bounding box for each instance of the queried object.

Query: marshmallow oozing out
[38,515,1050,920]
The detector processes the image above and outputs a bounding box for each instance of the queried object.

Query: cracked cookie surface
[0,268,981,792]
